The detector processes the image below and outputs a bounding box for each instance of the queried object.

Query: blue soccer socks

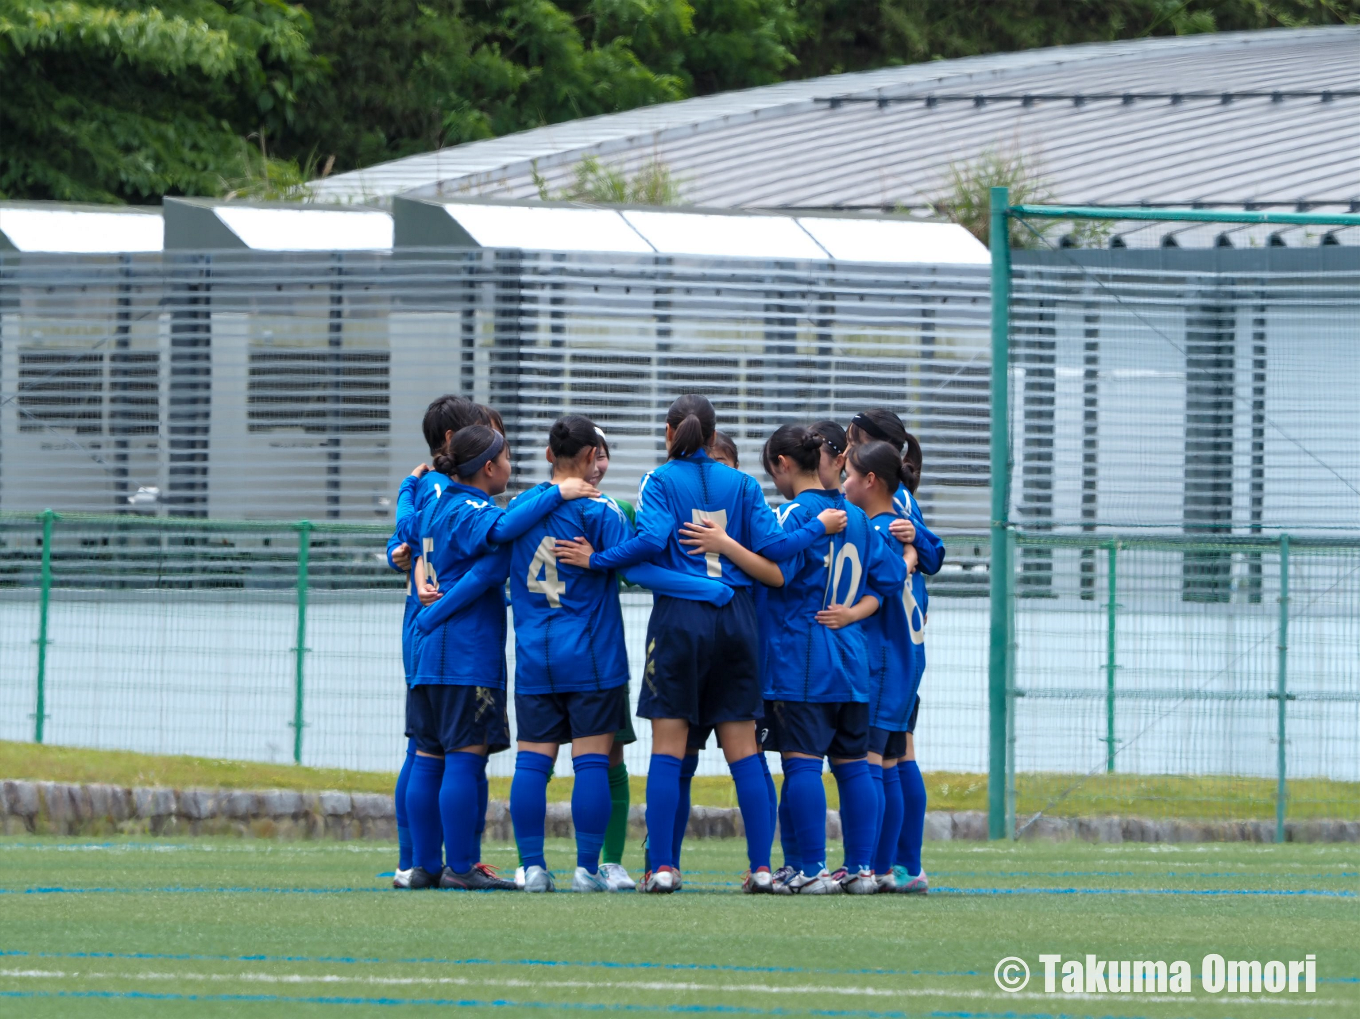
[868,763,886,871]
[729,753,773,872]
[440,751,488,874]
[674,753,700,866]
[782,757,827,878]
[571,753,612,873]
[874,763,903,875]
[406,753,445,875]
[830,759,876,873]
[644,754,684,870]
[757,752,778,844]
[509,750,554,870]
[897,759,927,876]
[777,772,801,874]
[475,761,489,861]
[395,739,417,871]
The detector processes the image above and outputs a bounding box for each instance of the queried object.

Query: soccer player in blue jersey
[555,395,843,894]
[846,411,944,894]
[405,424,598,890]
[842,439,941,891]
[385,394,483,889]
[505,415,733,893]
[722,425,905,894]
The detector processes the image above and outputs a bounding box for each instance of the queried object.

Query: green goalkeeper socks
[602,762,630,864]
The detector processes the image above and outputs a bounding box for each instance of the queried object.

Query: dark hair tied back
[849,408,907,452]
[666,394,716,459]
[422,394,480,455]
[549,414,600,461]
[848,439,911,494]
[434,425,499,477]
[901,432,923,494]
[762,423,823,475]
[810,420,847,456]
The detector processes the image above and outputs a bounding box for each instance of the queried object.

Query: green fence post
[1275,533,1290,843]
[34,508,55,743]
[292,521,313,765]
[1105,541,1118,773]
[988,186,1014,840]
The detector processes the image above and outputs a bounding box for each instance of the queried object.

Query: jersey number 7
[527,535,566,608]
[691,509,728,578]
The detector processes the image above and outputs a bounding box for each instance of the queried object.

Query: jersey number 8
[527,535,566,608]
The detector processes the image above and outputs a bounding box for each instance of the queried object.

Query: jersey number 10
[527,535,566,608]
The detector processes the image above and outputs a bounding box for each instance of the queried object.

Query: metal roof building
[310,27,1359,246]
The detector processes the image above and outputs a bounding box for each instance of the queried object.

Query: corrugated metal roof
[309,27,1360,240]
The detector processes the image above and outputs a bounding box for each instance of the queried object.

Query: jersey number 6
[527,535,566,608]
[691,508,728,578]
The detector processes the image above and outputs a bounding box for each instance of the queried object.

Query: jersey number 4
[527,535,566,608]
[691,509,728,577]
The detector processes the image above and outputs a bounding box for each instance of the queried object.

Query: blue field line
[0,989,1176,1019]
[0,948,979,979]
[4,883,1354,899]
[934,870,1360,880]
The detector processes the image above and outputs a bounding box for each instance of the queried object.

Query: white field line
[0,968,1347,1007]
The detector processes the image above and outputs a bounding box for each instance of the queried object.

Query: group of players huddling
[385,392,941,895]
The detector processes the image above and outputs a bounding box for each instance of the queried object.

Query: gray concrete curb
[4,781,1356,842]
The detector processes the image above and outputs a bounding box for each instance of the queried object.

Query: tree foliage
[2,0,1356,203]
[0,0,323,201]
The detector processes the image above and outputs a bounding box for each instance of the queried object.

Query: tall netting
[1003,234,1360,831]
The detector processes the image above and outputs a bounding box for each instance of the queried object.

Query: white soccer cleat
[514,865,526,889]
[522,865,556,893]
[896,868,928,895]
[742,868,775,894]
[641,867,678,893]
[875,871,897,893]
[598,862,636,891]
[392,868,413,889]
[785,868,843,895]
[572,866,611,893]
[840,867,878,895]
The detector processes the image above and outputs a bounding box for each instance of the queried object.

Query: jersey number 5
[527,535,566,608]
[691,508,728,577]
[421,537,439,589]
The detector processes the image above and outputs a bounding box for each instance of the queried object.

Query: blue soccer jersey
[388,472,445,682]
[588,450,827,586]
[892,485,945,690]
[866,511,923,731]
[760,489,906,704]
[507,484,635,694]
[410,476,515,688]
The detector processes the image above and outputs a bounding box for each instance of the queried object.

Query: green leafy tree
[0,0,324,202]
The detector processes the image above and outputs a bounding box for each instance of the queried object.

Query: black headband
[849,412,893,444]
[455,430,506,477]
[814,428,845,455]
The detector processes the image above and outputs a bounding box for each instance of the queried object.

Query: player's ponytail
[848,439,911,493]
[902,432,923,494]
[435,425,504,478]
[848,407,907,452]
[666,394,715,459]
[548,414,600,460]
[762,424,822,476]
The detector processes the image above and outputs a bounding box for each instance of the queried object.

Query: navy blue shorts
[515,685,629,745]
[765,699,869,759]
[906,694,921,735]
[638,588,761,729]
[868,726,908,759]
[407,684,510,755]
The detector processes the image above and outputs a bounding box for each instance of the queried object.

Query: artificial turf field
[1,837,1356,1019]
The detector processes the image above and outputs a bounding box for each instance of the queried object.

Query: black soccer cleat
[439,862,518,891]
[406,866,443,890]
